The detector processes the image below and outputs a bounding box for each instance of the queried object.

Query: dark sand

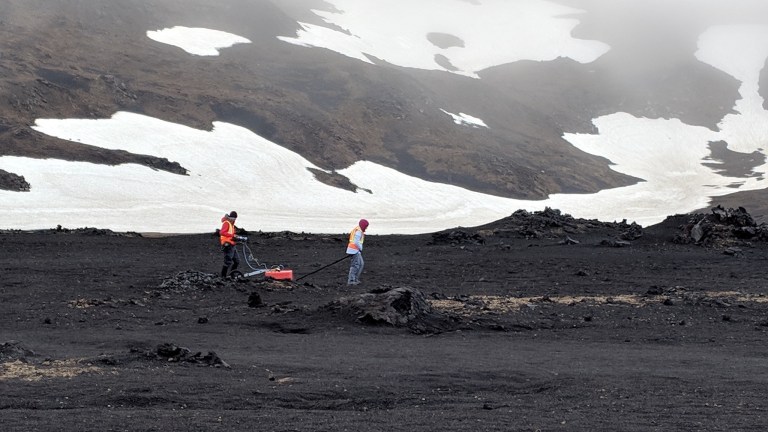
[3,211,768,431]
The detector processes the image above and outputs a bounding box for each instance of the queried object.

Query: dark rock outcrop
[323,287,456,334]
[0,341,37,362]
[0,170,30,192]
[672,205,768,247]
[93,343,230,368]
[434,207,643,244]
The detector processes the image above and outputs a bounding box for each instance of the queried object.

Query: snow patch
[147,26,251,56]
[277,0,609,78]
[561,24,768,222]
[441,110,488,128]
[1,112,520,234]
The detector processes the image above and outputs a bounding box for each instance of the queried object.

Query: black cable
[295,255,351,281]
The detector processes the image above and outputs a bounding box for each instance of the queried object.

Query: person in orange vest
[219,211,246,278]
[346,219,369,285]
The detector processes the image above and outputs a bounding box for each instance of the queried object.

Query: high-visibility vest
[220,220,235,246]
[347,226,364,251]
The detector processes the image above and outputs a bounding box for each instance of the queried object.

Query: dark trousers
[221,243,240,276]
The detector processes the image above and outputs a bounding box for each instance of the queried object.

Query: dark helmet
[228,211,238,218]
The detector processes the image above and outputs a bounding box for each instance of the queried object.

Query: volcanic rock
[0,341,37,362]
[158,270,224,292]
[672,205,768,247]
[323,287,455,334]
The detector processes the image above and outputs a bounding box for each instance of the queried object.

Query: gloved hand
[235,235,248,242]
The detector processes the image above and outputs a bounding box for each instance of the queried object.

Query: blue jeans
[348,253,364,284]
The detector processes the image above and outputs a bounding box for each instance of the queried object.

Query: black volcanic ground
[4,0,768,209]
[4,207,768,430]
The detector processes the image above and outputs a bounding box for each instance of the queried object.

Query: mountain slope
[0,0,675,197]
[3,0,768,232]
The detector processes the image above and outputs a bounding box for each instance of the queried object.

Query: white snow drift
[1,112,522,234]
[278,0,609,78]
[441,110,488,128]
[147,26,251,56]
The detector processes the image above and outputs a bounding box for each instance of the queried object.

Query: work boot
[220,265,229,278]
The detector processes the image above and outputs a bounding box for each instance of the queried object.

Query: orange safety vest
[220,220,236,246]
[347,226,364,251]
